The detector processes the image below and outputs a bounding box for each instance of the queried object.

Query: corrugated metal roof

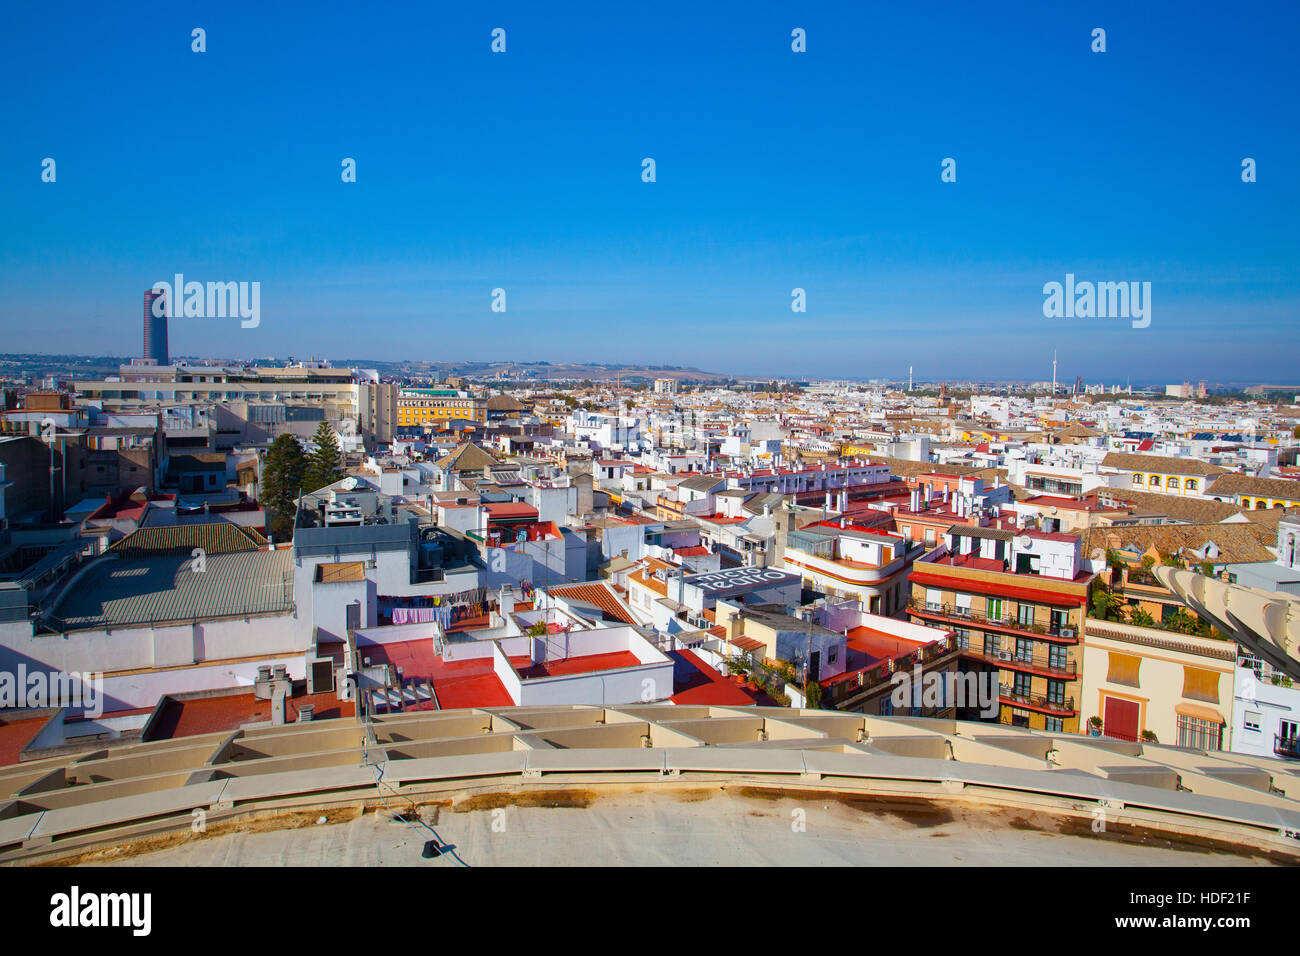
[52,549,294,629]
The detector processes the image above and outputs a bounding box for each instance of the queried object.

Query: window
[987,598,1004,621]
[1177,715,1222,751]
[984,633,1000,657]
[953,628,970,650]
[828,646,838,665]
[1185,479,1198,492]
[1018,604,1035,627]
[1168,477,1180,490]
[1046,679,1066,705]
[1015,638,1033,663]
[1013,672,1032,696]
[879,697,893,716]
[1182,666,1220,703]
[1244,712,1262,733]
[1044,717,1064,733]
[1048,644,1069,671]
[1149,475,1161,487]
[1132,474,1144,485]
[1107,652,1141,687]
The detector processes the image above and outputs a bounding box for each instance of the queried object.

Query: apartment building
[782,520,920,616]
[907,526,1095,732]
[1207,473,1300,511]
[1080,617,1237,749]
[396,388,487,428]
[1230,659,1300,761]
[1101,451,1226,497]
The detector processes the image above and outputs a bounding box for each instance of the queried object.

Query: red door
[1103,697,1140,741]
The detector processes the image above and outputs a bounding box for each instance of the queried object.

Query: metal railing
[998,684,1076,715]
[1275,735,1300,759]
[968,647,1077,679]
[908,599,1076,641]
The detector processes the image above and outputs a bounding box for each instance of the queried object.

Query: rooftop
[4,707,1298,866]
[50,547,294,630]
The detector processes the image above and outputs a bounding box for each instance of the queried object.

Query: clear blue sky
[1,1,1296,383]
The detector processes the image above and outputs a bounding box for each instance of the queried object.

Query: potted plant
[1141,730,1157,744]
[1088,716,1103,736]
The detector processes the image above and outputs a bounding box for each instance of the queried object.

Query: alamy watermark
[151,273,260,328]
[890,664,1000,718]
[1042,273,1151,329]
[0,665,103,718]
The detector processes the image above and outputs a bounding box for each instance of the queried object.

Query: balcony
[908,599,1078,644]
[964,647,1077,680]
[1275,735,1300,760]
[822,634,962,706]
[998,684,1076,717]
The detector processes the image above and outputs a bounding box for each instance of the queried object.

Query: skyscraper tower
[142,289,170,366]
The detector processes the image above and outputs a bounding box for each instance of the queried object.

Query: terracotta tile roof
[1206,473,1300,501]
[315,561,366,583]
[1102,452,1228,477]
[1083,523,1275,564]
[544,582,637,625]
[108,522,267,556]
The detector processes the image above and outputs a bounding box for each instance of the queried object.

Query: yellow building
[1081,618,1236,749]
[1101,452,1225,497]
[396,389,487,428]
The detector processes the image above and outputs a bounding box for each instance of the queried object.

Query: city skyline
[1,2,1297,381]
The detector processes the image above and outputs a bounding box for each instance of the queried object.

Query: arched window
[1186,479,1198,492]
[1132,474,1144,485]
[1256,501,1267,510]
[1149,475,1161,487]
[1168,478,1180,490]
[1242,499,1252,509]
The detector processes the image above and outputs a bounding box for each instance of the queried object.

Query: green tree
[261,434,306,542]
[804,679,823,709]
[1089,584,1128,623]
[1129,607,1155,628]
[1163,607,1203,635]
[304,421,345,493]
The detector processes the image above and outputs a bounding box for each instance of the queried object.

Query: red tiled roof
[517,651,641,679]
[149,690,355,740]
[669,649,767,705]
[0,715,47,766]
[545,582,637,625]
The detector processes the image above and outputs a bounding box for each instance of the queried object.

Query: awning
[909,571,1087,606]
[1175,702,1224,723]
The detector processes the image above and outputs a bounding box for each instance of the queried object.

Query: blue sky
[1,1,1297,382]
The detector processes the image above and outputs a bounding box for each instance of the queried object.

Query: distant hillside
[338,360,731,383]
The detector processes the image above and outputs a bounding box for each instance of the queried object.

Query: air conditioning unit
[298,705,314,722]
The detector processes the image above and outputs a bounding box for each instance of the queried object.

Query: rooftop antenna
[1052,351,1057,397]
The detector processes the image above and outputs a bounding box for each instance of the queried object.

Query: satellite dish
[341,477,358,491]
[1015,536,1033,550]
